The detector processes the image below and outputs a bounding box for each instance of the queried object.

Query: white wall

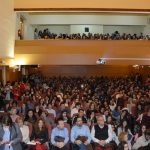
[103,25,144,35]
[70,25,103,34]
[28,14,147,25]
[23,13,34,40]
[0,0,15,58]
[37,25,70,34]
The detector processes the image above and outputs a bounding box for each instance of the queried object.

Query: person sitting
[71,117,92,150]
[16,116,30,150]
[91,115,112,150]
[59,110,72,126]
[10,107,19,123]
[116,141,129,150]
[0,115,22,150]
[46,103,56,118]
[118,132,131,150]
[72,109,87,125]
[24,109,37,125]
[51,118,69,150]
[71,102,81,117]
[30,119,49,150]
[132,129,150,150]
[141,109,150,129]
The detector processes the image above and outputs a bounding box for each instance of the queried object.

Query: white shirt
[71,108,78,117]
[132,135,150,150]
[20,125,30,143]
[91,124,112,144]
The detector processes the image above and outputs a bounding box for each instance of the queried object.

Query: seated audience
[132,129,150,150]
[91,115,112,150]
[51,118,69,150]
[30,119,49,150]
[24,109,37,125]
[72,109,87,125]
[118,132,131,150]
[10,107,19,122]
[59,110,72,126]
[16,116,30,149]
[117,141,129,150]
[71,117,92,150]
[0,115,22,150]
[46,103,56,118]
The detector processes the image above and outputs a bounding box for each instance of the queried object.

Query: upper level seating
[34,29,150,40]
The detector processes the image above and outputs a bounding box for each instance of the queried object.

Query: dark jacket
[0,123,22,150]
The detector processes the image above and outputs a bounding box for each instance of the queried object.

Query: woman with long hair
[0,115,22,150]
[30,119,49,150]
[117,141,129,150]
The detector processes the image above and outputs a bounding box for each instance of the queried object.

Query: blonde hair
[118,132,128,142]
[16,116,23,123]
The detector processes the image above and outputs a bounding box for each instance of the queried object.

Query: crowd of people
[34,28,150,40]
[0,74,150,150]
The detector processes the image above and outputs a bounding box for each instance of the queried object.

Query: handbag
[54,136,65,142]
[36,144,48,150]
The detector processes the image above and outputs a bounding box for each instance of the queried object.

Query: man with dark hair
[72,109,87,125]
[51,118,69,150]
[71,117,92,150]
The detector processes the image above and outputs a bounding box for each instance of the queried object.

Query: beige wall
[0,0,15,58]
[14,0,150,10]
[12,40,150,65]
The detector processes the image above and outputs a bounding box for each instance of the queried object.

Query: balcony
[14,40,150,65]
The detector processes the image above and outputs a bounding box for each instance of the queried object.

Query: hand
[59,142,65,148]
[99,140,106,146]
[0,140,7,145]
[75,140,82,145]
[84,140,89,145]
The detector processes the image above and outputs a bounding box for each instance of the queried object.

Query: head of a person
[27,109,34,118]
[37,119,45,130]
[1,115,13,127]
[107,115,112,124]
[78,109,84,117]
[122,120,128,128]
[89,102,95,110]
[16,116,24,127]
[75,102,81,109]
[145,129,150,141]
[97,115,105,126]
[141,125,147,135]
[57,118,65,129]
[60,102,65,110]
[117,141,129,150]
[118,132,128,142]
[147,109,150,116]
[48,103,52,109]
[11,107,17,115]
[12,101,17,108]
[62,111,67,118]
[76,117,83,127]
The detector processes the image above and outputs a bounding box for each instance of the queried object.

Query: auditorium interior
[0,1,150,150]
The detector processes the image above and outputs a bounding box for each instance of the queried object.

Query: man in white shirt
[46,103,56,118]
[91,115,112,150]
[16,116,30,144]
[71,102,81,117]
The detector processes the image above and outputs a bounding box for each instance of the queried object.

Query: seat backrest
[28,123,33,138]
[45,123,52,140]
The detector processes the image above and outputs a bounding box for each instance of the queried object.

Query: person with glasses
[71,117,92,150]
